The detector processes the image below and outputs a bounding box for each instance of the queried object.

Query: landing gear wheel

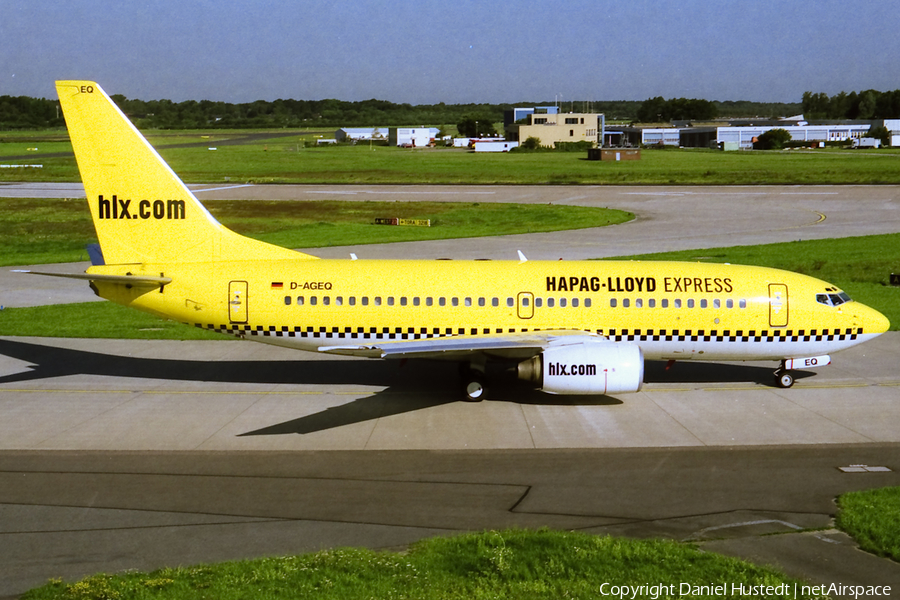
[775,369,794,389]
[460,370,488,402]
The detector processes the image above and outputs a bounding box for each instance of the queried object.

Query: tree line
[2,91,804,131]
[802,89,900,120]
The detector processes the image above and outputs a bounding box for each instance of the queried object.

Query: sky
[3,0,899,105]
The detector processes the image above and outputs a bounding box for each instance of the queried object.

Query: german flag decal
[271,282,284,289]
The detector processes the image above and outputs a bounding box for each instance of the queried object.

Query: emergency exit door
[768,283,789,328]
[229,280,248,324]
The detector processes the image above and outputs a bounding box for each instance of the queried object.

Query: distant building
[716,123,873,149]
[388,127,440,147]
[503,106,558,126]
[886,120,900,146]
[506,111,605,148]
[607,120,892,149]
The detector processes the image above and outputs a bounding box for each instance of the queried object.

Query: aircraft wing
[319,330,605,360]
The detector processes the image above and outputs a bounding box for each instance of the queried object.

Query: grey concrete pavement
[2,261,98,308]
[1,333,898,451]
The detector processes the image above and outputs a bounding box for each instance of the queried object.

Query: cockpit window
[816,292,852,307]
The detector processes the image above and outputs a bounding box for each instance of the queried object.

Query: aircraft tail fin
[56,81,314,265]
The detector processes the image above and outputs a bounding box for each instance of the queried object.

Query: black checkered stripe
[606,327,862,343]
[197,323,864,343]
[199,323,536,340]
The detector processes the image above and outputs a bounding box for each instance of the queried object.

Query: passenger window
[522,297,529,307]
[713,299,721,309]
[478,298,485,307]
[439,297,446,306]
[507,298,514,307]
[426,297,433,306]
[465,297,472,307]
[349,297,356,306]
[413,297,420,306]
[492,298,499,307]
[387,297,394,306]
[535,298,543,307]
[297,296,304,306]
[560,298,567,307]
[374,297,382,306]
[400,297,408,306]
[335,296,343,306]
[584,298,591,308]
[284,296,291,306]
[548,298,555,307]
[674,299,681,308]
[621,298,629,308]
[726,299,734,308]
[648,299,655,308]
[323,296,330,306]
[610,298,617,308]
[700,299,707,308]
[572,298,580,307]
[361,297,368,306]
[634,298,641,308]
[661,299,669,308]
[687,299,694,308]
[310,296,317,306]
[452,297,459,307]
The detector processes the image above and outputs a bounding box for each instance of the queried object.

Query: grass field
[836,486,900,562]
[21,528,826,600]
[2,129,899,185]
[0,198,633,266]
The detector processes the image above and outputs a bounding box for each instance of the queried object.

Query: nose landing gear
[774,363,795,389]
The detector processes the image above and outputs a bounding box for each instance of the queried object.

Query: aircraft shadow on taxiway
[0,338,813,436]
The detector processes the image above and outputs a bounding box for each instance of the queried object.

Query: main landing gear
[459,361,488,402]
[774,362,795,389]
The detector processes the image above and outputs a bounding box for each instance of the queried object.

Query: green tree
[754,128,792,150]
[867,125,890,147]
[457,115,496,138]
[802,91,831,119]
[521,136,542,150]
[858,91,878,119]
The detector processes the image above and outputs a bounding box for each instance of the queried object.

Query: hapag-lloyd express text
[546,276,733,294]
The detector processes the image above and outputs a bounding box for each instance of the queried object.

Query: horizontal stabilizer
[12,270,171,287]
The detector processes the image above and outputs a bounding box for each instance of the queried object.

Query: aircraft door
[229,280,248,324]
[517,292,534,319]
[768,283,788,328]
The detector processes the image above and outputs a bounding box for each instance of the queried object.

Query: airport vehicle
[21,81,890,400]
[852,137,881,149]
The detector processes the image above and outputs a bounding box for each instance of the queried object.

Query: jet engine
[517,341,644,395]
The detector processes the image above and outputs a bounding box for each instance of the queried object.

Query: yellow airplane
[20,81,891,400]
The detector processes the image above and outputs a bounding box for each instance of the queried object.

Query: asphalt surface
[2,183,899,597]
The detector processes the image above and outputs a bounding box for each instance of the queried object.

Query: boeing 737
[19,81,890,400]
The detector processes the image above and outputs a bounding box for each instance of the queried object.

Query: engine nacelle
[517,342,644,395]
